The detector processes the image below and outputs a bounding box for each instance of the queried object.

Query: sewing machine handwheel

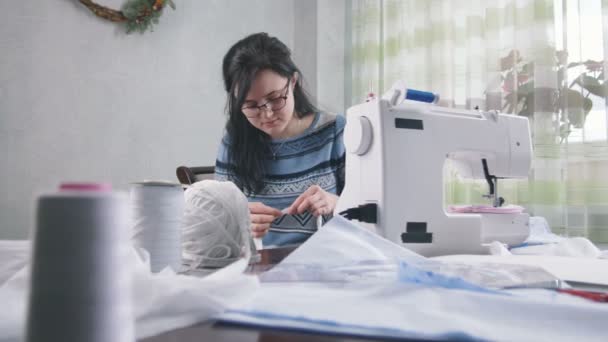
[344,116,373,156]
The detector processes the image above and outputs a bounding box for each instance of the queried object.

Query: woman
[215,32,346,247]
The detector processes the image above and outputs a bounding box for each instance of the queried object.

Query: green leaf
[567,61,584,68]
[521,62,535,75]
[565,88,586,108]
[563,89,592,128]
[518,81,534,95]
[583,97,593,114]
[575,74,606,98]
[583,59,603,71]
[518,93,534,117]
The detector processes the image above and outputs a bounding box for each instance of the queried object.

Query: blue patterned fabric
[215,112,346,247]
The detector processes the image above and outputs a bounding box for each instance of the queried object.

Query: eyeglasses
[241,80,290,118]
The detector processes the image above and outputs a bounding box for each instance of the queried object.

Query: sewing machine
[336,91,533,257]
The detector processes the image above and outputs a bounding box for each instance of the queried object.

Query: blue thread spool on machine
[382,80,440,105]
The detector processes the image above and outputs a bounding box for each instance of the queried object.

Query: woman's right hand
[248,202,282,238]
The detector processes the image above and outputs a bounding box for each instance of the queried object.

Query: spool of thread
[130,181,184,273]
[26,182,134,342]
[404,88,439,103]
[382,80,440,106]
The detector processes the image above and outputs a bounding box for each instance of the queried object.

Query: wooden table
[140,246,432,342]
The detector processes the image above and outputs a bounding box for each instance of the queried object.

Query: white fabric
[181,180,253,270]
[0,241,30,285]
[434,254,608,288]
[220,216,608,342]
[511,237,606,258]
[487,241,511,256]
[0,242,259,342]
[525,216,566,245]
[490,216,608,259]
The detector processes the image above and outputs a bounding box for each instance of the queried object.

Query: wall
[293,0,348,114]
[317,0,348,114]
[294,1,318,101]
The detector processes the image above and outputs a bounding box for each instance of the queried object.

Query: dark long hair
[222,32,317,195]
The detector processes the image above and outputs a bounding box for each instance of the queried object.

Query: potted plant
[500,49,605,142]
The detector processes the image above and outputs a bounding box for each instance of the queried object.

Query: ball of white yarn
[181,180,253,270]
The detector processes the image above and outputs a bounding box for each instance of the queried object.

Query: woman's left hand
[286,185,338,217]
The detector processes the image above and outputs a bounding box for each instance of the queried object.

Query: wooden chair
[175,166,215,185]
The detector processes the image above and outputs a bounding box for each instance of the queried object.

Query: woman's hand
[286,185,338,217]
[248,202,282,238]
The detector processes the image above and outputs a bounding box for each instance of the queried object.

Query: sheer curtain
[350,0,608,243]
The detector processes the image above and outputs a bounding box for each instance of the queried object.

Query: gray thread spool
[130,181,184,273]
[26,183,134,342]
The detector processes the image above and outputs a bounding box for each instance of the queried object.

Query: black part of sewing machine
[395,118,424,130]
[401,222,433,243]
[339,203,377,223]
[481,158,505,207]
[481,158,495,195]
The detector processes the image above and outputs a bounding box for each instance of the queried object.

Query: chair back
[176,166,215,185]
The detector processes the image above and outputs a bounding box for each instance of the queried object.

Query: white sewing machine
[335,89,533,257]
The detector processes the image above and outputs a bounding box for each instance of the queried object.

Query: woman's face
[240,69,297,139]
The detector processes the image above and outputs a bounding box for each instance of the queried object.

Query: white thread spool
[130,181,184,273]
[26,183,133,342]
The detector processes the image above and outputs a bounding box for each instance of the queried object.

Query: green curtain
[350,0,608,242]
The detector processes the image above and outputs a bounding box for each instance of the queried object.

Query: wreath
[79,0,175,34]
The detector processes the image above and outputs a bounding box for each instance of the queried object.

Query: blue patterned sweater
[215,112,346,247]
